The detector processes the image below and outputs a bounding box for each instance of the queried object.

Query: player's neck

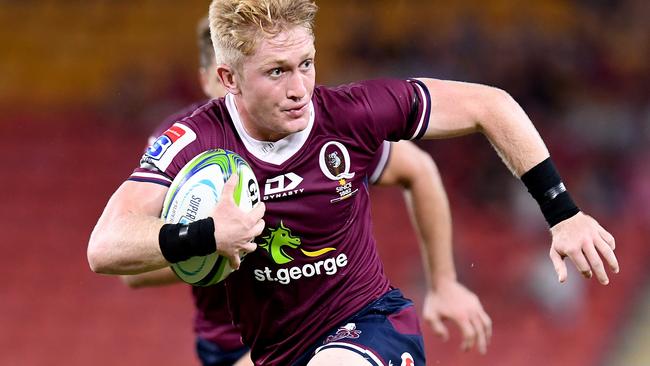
[234,98,290,142]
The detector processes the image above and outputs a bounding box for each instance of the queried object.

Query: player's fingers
[479,308,493,342]
[428,314,449,341]
[599,228,616,251]
[458,318,476,352]
[241,241,258,254]
[549,249,568,283]
[250,201,266,220]
[595,237,619,274]
[470,315,487,355]
[228,254,241,270]
[252,219,265,237]
[221,173,239,201]
[582,244,608,285]
[567,246,592,279]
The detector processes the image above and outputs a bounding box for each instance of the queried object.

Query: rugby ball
[161,149,260,286]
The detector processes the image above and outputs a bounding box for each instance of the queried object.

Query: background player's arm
[417,78,619,284]
[121,267,181,288]
[376,141,491,354]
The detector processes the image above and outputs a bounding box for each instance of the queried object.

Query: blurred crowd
[333,0,649,226]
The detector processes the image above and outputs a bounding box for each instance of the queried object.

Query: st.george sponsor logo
[253,253,348,285]
[255,221,347,284]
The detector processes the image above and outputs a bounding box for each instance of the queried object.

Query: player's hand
[422,280,492,355]
[549,212,618,285]
[212,174,266,269]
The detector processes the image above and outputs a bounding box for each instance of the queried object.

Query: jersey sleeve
[129,122,198,186]
[368,141,392,185]
[322,78,431,153]
[128,104,221,186]
[142,100,209,152]
[364,78,431,142]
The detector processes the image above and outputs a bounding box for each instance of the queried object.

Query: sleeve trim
[130,171,172,183]
[408,79,431,140]
[369,141,392,185]
[128,171,172,187]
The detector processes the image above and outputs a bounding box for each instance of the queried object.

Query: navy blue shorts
[293,288,425,366]
[196,337,250,366]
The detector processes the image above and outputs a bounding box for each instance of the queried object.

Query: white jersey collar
[225,93,314,165]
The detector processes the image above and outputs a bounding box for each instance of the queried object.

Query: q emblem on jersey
[319,141,358,203]
[142,123,196,172]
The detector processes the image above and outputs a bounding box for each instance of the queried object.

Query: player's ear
[216,65,240,95]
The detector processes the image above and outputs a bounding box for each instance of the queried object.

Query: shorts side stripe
[314,342,385,366]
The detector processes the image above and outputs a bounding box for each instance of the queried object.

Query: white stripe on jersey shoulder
[225,93,314,165]
[409,81,428,140]
[369,141,392,184]
[130,171,172,183]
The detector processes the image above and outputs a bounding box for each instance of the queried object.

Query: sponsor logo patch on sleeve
[141,123,196,172]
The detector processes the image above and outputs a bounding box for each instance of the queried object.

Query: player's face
[234,26,316,141]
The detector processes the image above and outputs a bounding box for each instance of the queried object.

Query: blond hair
[208,0,318,68]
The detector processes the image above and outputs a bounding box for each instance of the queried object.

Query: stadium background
[1,1,648,365]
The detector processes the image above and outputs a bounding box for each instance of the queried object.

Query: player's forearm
[478,87,550,177]
[406,179,456,287]
[404,155,456,286]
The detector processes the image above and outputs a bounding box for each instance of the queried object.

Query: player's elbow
[87,230,117,274]
[478,86,520,130]
[87,243,110,274]
[414,147,439,174]
[396,145,439,188]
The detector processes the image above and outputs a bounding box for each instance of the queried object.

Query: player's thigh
[307,347,375,366]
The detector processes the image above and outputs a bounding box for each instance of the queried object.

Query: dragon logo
[260,221,301,264]
[260,221,336,264]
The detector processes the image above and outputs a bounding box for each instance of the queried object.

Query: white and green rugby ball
[161,149,260,286]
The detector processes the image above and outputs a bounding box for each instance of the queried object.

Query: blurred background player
[122,16,491,366]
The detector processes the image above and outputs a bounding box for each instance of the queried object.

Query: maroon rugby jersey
[145,101,393,353]
[129,79,431,365]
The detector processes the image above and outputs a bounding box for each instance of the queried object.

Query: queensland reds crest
[319,141,355,180]
[319,141,358,203]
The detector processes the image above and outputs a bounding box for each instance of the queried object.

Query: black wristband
[521,158,580,227]
[159,217,217,263]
